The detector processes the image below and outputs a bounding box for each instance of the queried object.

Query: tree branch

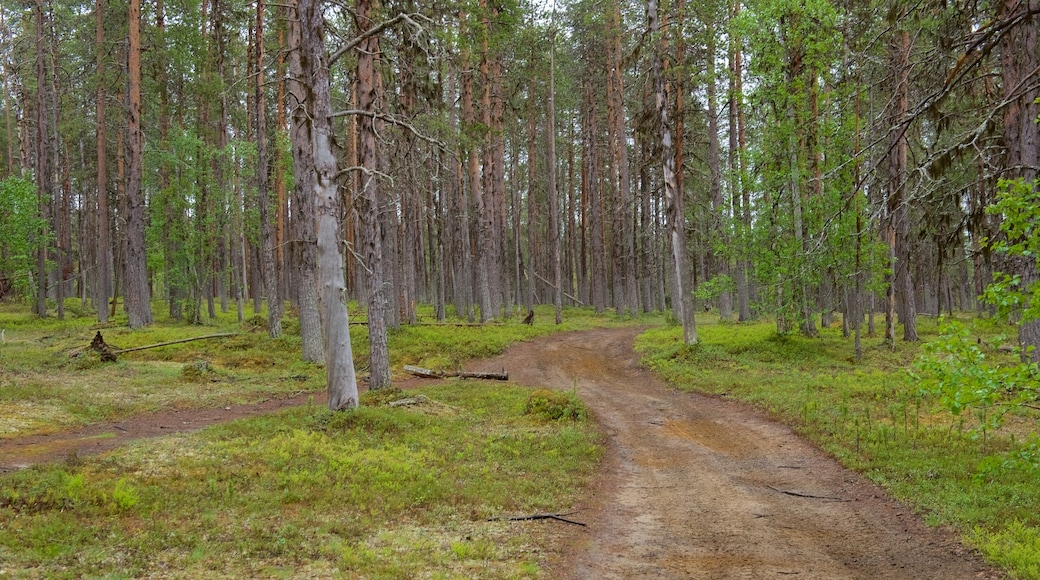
[328,13,429,66]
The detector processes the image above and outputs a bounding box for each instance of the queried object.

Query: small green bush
[524,389,588,421]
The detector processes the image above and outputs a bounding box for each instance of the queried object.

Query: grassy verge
[0,300,640,438]
[637,315,1040,578]
[0,384,601,578]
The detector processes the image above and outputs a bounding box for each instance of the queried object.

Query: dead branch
[533,272,585,306]
[113,333,238,354]
[489,511,586,526]
[80,331,237,362]
[767,485,848,502]
[403,364,508,381]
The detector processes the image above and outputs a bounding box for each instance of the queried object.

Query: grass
[0,384,601,578]
[637,313,1040,579]
[0,300,640,439]
[0,299,630,577]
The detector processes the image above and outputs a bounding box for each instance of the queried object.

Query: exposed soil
[469,326,1003,579]
[0,326,1004,578]
[0,390,328,473]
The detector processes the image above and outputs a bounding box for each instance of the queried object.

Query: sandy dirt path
[470,326,1001,579]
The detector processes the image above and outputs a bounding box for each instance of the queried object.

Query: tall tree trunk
[461,13,492,323]
[124,0,151,328]
[650,0,696,344]
[33,0,48,319]
[585,79,606,313]
[47,13,64,320]
[728,0,751,322]
[1000,0,1040,362]
[547,26,562,324]
[291,0,358,409]
[357,0,391,388]
[256,0,283,339]
[285,6,324,364]
[447,63,474,321]
[525,76,538,310]
[2,5,13,176]
[275,17,288,302]
[706,25,731,321]
[888,27,917,342]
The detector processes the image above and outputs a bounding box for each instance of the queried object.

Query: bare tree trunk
[787,106,814,338]
[356,0,391,388]
[525,77,538,310]
[286,3,323,363]
[650,0,696,344]
[706,25,731,321]
[729,0,751,322]
[256,0,282,338]
[447,63,474,321]
[607,0,636,316]
[291,0,358,409]
[585,80,606,314]
[2,5,13,176]
[124,0,151,328]
[547,26,562,324]
[461,12,492,323]
[47,15,65,321]
[33,0,49,319]
[1000,0,1040,362]
[889,27,917,342]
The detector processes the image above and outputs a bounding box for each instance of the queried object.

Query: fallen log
[113,333,237,354]
[403,364,508,381]
[79,331,237,362]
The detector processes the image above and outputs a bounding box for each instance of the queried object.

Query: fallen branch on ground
[77,331,237,362]
[488,511,586,526]
[403,364,508,381]
[767,485,848,501]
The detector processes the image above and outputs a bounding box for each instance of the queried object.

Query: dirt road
[470,326,1000,579]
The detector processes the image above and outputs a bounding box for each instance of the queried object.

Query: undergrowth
[0,300,641,439]
[636,315,1040,578]
[0,383,600,578]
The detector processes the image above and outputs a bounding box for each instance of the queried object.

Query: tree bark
[585,79,606,314]
[888,27,917,342]
[1000,0,1040,362]
[33,0,49,319]
[286,5,324,364]
[290,0,359,409]
[547,26,562,324]
[461,11,492,323]
[124,0,152,328]
[706,24,731,321]
[607,0,636,316]
[356,0,391,389]
[256,0,282,339]
[650,0,696,344]
[728,0,750,322]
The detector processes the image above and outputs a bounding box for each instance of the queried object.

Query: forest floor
[0,326,1003,578]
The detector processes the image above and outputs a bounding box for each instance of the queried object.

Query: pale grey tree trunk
[291,0,357,409]
[650,0,696,344]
